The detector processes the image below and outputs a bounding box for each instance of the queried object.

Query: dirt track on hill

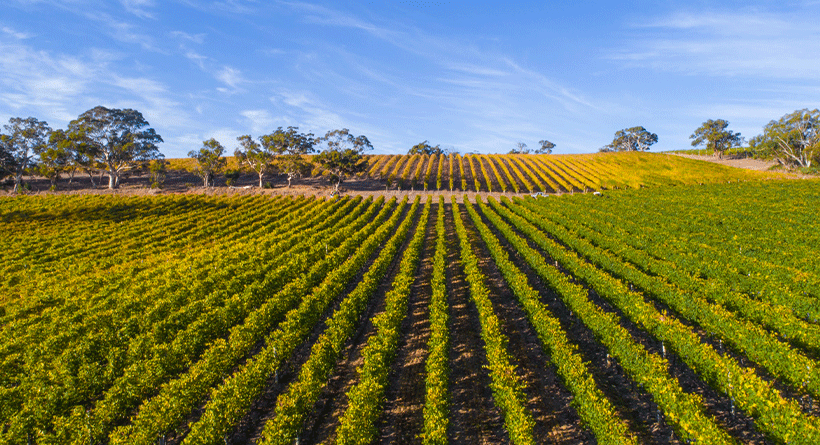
[667,152,811,176]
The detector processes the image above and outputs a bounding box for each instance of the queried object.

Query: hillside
[160,151,785,195]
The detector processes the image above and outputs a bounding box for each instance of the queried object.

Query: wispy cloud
[609,8,820,79]
[215,66,245,93]
[170,30,206,44]
[0,40,97,122]
[240,109,282,133]
[179,0,257,15]
[271,89,344,131]
[0,37,190,138]
[184,50,208,69]
[278,1,601,152]
[86,12,164,52]
[120,0,155,19]
[2,26,33,39]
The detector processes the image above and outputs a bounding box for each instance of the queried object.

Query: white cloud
[279,1,600,153]
[120,0,155,19]
[215,66,245,92]
[240,109,282,133]
[271,89,345,131]
[610,8,820,79]
[170,30,206,44]
[170,127,242,156]
[0,36,190,142]
[184,50,208,69]
[2,26,33,39]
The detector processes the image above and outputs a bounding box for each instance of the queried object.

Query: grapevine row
[333,197,431,444]
[253,197,421,445]
[451,197,535,444]
[465,197,637,444]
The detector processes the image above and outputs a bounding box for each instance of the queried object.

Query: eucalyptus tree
[536,140,555,154]
[749,109,820,168]
[37,135,72,188]
[67,106,163,189]
[0,117,52,192]
[408,140,444,155]
[260,126,315,188]
[315,128,373,191]
[509,142,529,154]
[188,138,227,187]
[235,135,275,188]
[48,128,101,185]
[690,119,743,159]
[600,126,658,152]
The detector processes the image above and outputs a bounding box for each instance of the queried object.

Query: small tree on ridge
[188,138,226,187]
[315,128,373,192]
[690,119,743,159]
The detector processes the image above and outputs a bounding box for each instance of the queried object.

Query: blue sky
[2,1,820,157]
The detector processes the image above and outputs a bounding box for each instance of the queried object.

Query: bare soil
[293,203,419,444]
[378,204,436,443]
[464,206,595,443]
[516,203,772,443]
[443,205,509,444]
[667,153,814,178]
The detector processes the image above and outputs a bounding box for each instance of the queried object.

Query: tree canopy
[67,106,163,189]
[260,126,315,188]
[690,119,743,159]
[509,142,529,154]
[408,140,444,156]
[749,109,820,168]
[536,140,555,154]
[600,126,658,152]
[235,135,274,188]
[188,138,227,187]
[37,134,72,188]
[315,128,373,191]
[1,117,52,193]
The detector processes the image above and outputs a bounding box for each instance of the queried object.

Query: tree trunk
[258,173,263,188]
[287,174,292,189]
[13,172,23,193]
[108,173,117,189]
[87,170,97,187]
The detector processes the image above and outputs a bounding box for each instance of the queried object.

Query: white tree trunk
[12,172,23,193]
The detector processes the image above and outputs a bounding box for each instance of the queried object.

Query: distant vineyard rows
[364,152,780,192]
[1,180,818,443]
[166,152,782,192]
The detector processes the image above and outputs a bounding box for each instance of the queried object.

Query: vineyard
[162,152,784,193]
[1,178,819,444]
[362,152,785,192]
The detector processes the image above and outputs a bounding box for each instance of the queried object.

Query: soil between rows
[443,204,509,444]
[460,203,594,444]
[378,202,436,443]
[293,202,423,444]
[498,199,771,443]
[216,201,415,444]
[471,201,671,443]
